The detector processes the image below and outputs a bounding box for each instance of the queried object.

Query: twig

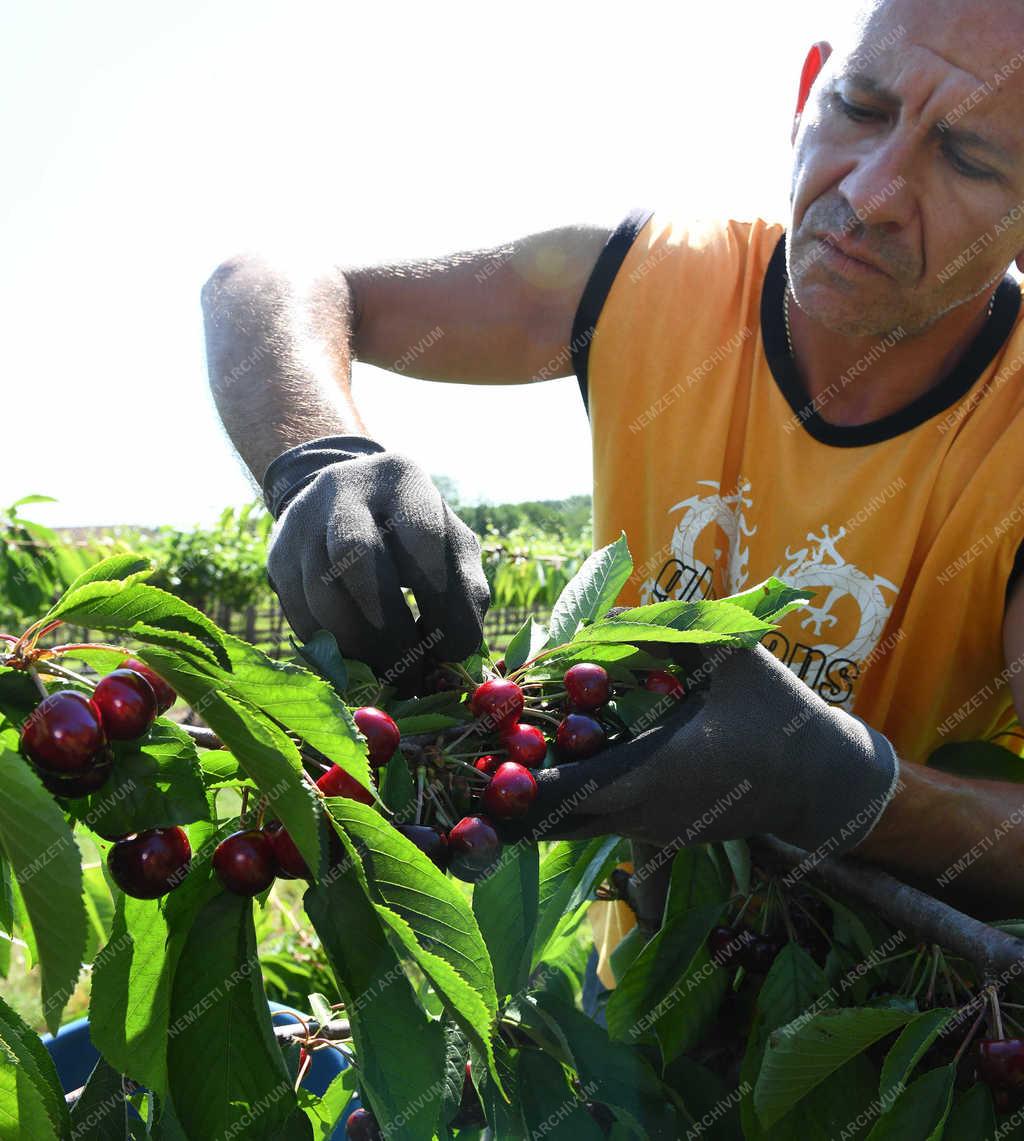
[749,836,1024,976]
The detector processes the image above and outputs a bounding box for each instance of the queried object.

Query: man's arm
[852,579,1024,917]
[200,225,611,481]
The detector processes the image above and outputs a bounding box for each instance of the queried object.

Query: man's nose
[836,136,914,234]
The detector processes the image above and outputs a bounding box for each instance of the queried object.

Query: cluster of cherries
[20,657,175,797]
[977,1037,1024,1111]
[707,924,785,975]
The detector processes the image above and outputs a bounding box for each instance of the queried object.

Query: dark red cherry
[395,824,449,871]
[92,669,158,740]
[35,753,114,798]
[447,815,502,883]
[118,658,176,713]
[500,722,547,767]
[345,1107,382,1140]
[449,1060,486,1129]
[555,713,606,760]
[107,827,192,899]
[212,829,278,896]
[564,663,610,711]
[21,690,107,775]
[263,821,311,879]
[978,1038,1024,1090]
[470,679,524,732]
[474,754,499,775]
[482,762,537,819]
[353,707,401,768]
[644,670,685,701]
[316,765,375,805]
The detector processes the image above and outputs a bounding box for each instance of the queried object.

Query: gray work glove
[524,639,900,859]
[261,435,490,690]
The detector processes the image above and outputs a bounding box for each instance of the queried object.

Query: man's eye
[944,148,997,181]
[832,93,882,123]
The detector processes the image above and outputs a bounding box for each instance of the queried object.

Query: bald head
[785,0,1024,338]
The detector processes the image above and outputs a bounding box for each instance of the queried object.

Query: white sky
[1,0,857,529]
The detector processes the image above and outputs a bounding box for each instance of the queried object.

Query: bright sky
[1,0,857,529]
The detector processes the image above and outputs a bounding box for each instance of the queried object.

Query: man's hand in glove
[523,638,901,860]
[261,435,490,692]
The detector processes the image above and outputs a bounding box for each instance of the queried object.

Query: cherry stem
[240,788,250,826]
[991,985,1005,1040]
[522,710,562,729]
[47,642,126,656]
[30,620,64,645]
[925,945,940,1007]
[0,634,18,645]
[415,766,426,826]
[35,660,96,690]
[952,1002,988,1067]
[26,667,49,702]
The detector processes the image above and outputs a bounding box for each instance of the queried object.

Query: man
[202,0,1024,948]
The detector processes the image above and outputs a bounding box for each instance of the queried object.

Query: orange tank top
[570,210,1024,765]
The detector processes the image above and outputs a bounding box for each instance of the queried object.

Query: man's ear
[792,42,833,144]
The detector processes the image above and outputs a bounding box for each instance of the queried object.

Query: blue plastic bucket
[40,1002,357,1137]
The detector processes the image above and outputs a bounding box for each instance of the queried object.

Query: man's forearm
[201,255,369,483]
[854,760,1024,917]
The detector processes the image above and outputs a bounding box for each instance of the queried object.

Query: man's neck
[787,289,999,428]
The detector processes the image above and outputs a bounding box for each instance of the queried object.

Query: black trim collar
[761,232,1022,447]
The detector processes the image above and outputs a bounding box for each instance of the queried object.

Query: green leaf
[167,892,301,1141]
[60,552,154,595]
[878,1008,955,1106]
[533,992,678,1140]
[533,838,621,965]
[755,1007,915,1128]
[46,580,229,667]
[518,1048,604,1140]
[504,615,550,674]
[196,692,323,876]
[379,750,416,819]
[944,1084,996,1141]
[719,577,813,623]
[865,1065,955,1140]
[298,1069,359,1140]
[0,1038,56,1141]
[0,750,86,1033]
[546,534,633,648]
[140,635,370,790]
[293,630,348,694]
[9,494,58,509]
[90,820,222,1092]
[473,841,539,1003]
[605,902,724,1053]
[721,839,752,895]
[573,601,773,648]
[325,799,496,1012]
[71,720,210,837]
[927,740,1024,783]
[305,870,445,1140]
[69,1055,129,1139]
[0,995,68,1138]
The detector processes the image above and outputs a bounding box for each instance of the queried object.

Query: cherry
[21,690,107,775]
[708,925,750,963]
[482,762,537,819]
[494,658,506,676]
[741,936,785,974]
[978,1039,1024,1090]
[500,722,547,767]
[474,754,499,775]
[395,824,450,871]
[92,669,158,740]
[555,713,606,760]
[448,815,502,883]
[470,679,524,732]
[316,765,374,805]
[118,658,176,714]
[107,826,192,899]
[345,1107,382,1140]
[213,829,278,896]
[645,670,685,701]
[449,1060,485,1129]
[263,821,311,879]
[35,753,114,798]
[564,663,610,711]
[353,707,401,768]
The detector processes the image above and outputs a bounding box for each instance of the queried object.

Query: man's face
[789,0,1024,338]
